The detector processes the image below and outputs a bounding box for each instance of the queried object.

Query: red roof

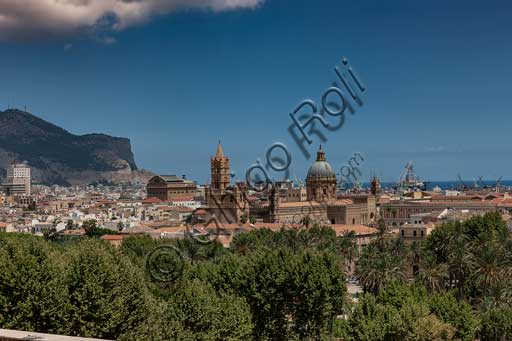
[142,197,162,204]
[169,195,195,202]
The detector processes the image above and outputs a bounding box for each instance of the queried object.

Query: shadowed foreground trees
[0,227,350,340]
[2,213,512,340]
[0,235,147,339]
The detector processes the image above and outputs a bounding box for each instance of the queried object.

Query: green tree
[356,243,406,294]
[0,234,69,334]
[170,279,253,340]
[82,219,116,237]
[82,219,97,235]
[190,248,346,340]
[231,231,257,255]
[66,219,74,230]
[447,222,475,301]
[337,230,359,271]
[410,314,455,341]
[63,239,149,339]
[42,226,59,241]
[120,234,160,265]
[418,250,448,293]
[429,292,478,340]
[480,307,512,341]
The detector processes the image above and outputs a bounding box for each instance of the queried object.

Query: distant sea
[360,180,512,191]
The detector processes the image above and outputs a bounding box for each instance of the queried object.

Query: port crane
[496,176,503,192]
[457,173,468,191]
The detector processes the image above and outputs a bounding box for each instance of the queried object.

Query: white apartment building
[3,162,31,196]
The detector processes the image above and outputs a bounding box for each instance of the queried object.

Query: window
[401,230,404,236]
[413,230,417,237]
[420,230,424,237]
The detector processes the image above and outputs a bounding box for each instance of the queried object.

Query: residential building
[2,162,31,196]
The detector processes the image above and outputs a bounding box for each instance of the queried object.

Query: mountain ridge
[0,108,138,186]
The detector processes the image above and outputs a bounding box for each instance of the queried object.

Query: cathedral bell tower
[210,141,230,191]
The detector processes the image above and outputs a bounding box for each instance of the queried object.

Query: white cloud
[0,0,265,41]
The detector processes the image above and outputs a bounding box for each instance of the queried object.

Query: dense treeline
[341,211,512,340]
[1,212,511,340]
[0,226,349,340]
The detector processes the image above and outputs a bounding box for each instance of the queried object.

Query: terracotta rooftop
[194,209,207,215]
[332,224,378,236]
[169,195,196,202]
[151,226,187,233]
[278,199,353,208]
[142,197,162,204]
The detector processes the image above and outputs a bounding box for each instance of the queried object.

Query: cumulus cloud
[0,0,265,41]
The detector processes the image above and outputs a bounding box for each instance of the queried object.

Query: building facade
[146,175,197,201]
[306,145,337,202]
[382,200,499,226]
[2,162,31,196]
[203,144,377,226]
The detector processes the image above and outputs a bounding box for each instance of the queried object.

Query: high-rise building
[3,162,31,196]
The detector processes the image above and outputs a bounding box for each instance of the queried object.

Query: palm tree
[232,232,256,255]
[301,215,312,229]
[447,222,475,300]
[337,231,358,272]
[376,219,388,252]
[474,241,509,297]
[389,237,407,258]
[418,251,448,293]
[177,238,206,264]
[409,240,422,275]
[356,243,406,294]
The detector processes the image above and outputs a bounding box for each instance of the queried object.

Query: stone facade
[306,146,337,202]
[203,143,377,227]
[146,175,197,201]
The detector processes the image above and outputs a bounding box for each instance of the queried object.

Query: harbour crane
[457,173,468,191]
[496,176,503,192]
[478,176,487,188]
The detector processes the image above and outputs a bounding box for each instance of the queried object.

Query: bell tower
[210,141,230,191]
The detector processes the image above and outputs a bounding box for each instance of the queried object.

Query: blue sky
[0,0,511,184]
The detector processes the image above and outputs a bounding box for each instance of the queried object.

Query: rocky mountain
[0,109,138,186]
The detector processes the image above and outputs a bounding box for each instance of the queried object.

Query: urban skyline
[1,0,511,183]
[1,1,512,339]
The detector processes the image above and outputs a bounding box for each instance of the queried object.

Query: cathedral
[204,142,376,227]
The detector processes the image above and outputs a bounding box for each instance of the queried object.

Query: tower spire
[215,141,224,159]
[316,145,326,161]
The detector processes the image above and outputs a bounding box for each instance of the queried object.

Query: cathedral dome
[306,145,336,179]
